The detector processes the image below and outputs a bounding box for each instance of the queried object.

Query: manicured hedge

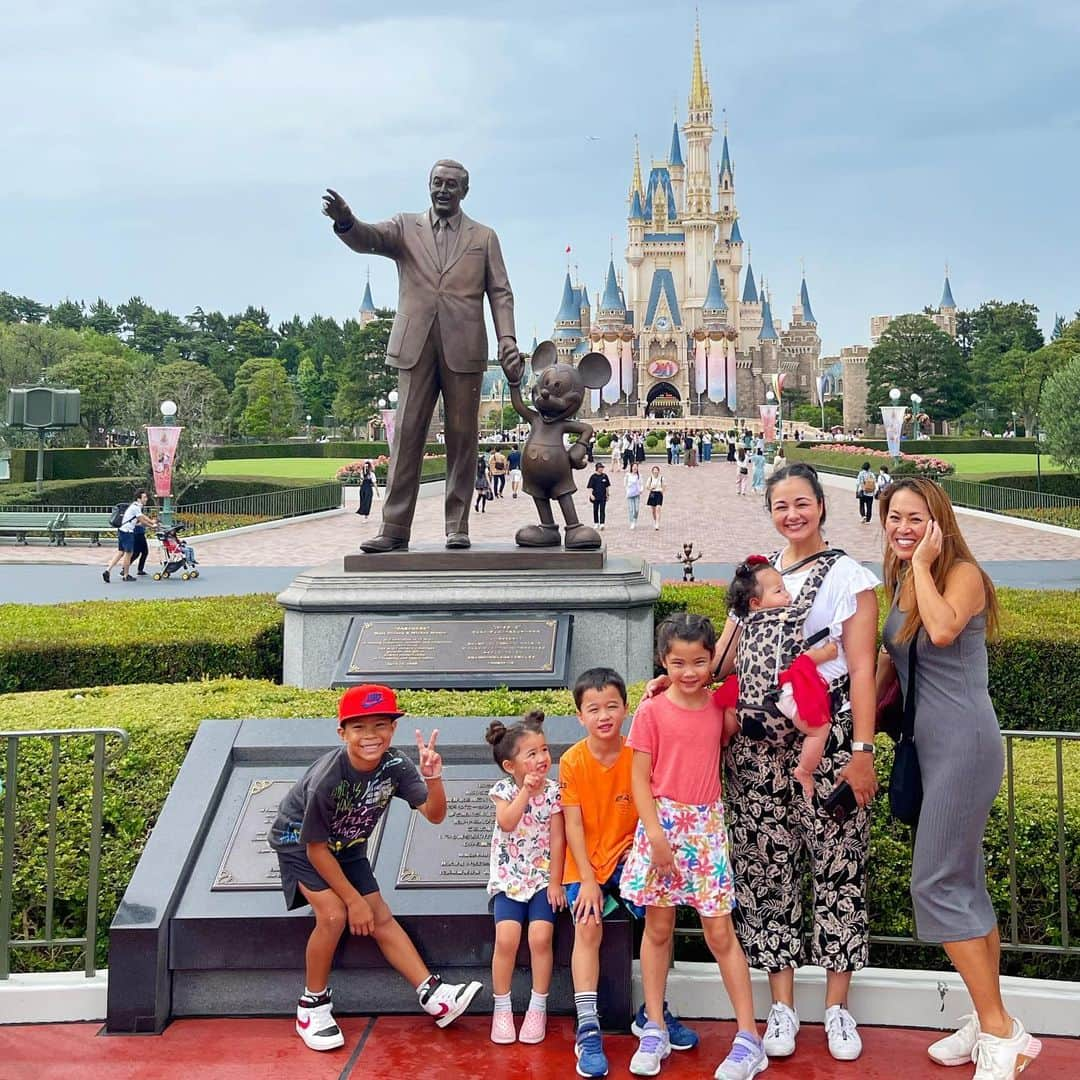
[0,596,284,693]
[660,584,1080,732]
[209,441,441,461]
[984,473,1080,499]
[798,438,1039,456]
[0,679,1076,976]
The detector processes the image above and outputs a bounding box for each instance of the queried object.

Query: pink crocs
[490,1010,517,1044]
[518,1007,547,1044]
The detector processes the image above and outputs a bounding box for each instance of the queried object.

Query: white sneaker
[419,976,483,1028]
[762,1002,798,1057]
[972,1020,1042,1079]
[825,1004,862,1061]
[928,1014,980,1066]
[629,1021,671,1076]
[296,990,345,1051]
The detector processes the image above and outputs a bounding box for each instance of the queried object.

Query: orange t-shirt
[558,737,638,885]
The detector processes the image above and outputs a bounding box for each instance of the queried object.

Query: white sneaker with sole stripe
[296,990,345,1051]
[928,1014,980,1066]
[419,976,483,1028]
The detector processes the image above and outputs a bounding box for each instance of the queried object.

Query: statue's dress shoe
[445,532,471,549]
[515,523,561,548]
[563,523,602,550]
[360,534,408,553]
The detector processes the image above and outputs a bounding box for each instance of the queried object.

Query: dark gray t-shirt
[269,746,428,863]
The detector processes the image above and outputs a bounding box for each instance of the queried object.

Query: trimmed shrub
[984,474,1080,499]
[1007,507,1080,530]
[0,679,1076,977]
[797,438,1040,456]
[208,441,440,461]
[0,596,284,693]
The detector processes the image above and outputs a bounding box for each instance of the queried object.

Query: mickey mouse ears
[528,339,611,389]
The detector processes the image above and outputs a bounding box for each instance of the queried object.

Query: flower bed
[336,456,389,484]
[790,443,955,478]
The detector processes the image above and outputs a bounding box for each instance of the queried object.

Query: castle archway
[646,381,682,419]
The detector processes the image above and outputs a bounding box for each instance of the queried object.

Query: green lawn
[937,452,1066,480]
[205,457,364,480]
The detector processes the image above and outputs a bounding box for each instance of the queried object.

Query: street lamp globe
[388,389,399,406]
[160,399,178,419]
[910,393,922,407]
[378,398,387,409]
[766,390,775,403]
[889,388,901,402]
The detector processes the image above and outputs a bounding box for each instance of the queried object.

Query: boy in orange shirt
[560,668,699,1077]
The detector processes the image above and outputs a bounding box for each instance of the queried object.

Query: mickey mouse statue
[504,340,612,549]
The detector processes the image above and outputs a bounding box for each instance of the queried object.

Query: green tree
[50,298,86,330]
[87,298,122,336]
[240,362,298,439]
[967,300,1045,423]
[866,314,972,422]
[232,316,278,360]
[296,354,329,423]
[13,296,49,323]
[229,356,281,427]
[1039,351,1080,469]
[50,350,136,443]
[331,316,395,430]
[0,292,18,324]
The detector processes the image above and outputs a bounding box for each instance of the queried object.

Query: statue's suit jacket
[336,211,516,371]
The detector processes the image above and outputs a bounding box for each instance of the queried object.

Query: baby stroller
[152,522,199,581]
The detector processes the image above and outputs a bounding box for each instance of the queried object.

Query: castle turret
[359,274,378,326]
[940,274,956,310]
[758,286,779,342]
[552,272,583,361]
[668,117,685,214]
[682,17,714,316]
[799,276,816,325]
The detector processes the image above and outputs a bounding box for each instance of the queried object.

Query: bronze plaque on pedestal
[212,778,384,891]
[396,777,491,888]
[332,613,572,689]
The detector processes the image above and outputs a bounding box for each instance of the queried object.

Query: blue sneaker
[632,1001,700,1051]
[575,1021,609,1078]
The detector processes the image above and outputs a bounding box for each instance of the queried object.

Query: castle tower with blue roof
[552,18,822,421]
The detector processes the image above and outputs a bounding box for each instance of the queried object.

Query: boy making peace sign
[270,684,481,1051]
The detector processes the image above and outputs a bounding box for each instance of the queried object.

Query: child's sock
[574,991,598,1028]
[493,992,513,1014]
[528,990,548,1014]
[416,974,440,1001]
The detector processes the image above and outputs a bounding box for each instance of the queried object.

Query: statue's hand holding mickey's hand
[499,337,523,385]
[322,188,354,228]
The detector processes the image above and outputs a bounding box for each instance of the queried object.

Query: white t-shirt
[625,473,643,497]
[119,502,141,533]
[771,551,880,683]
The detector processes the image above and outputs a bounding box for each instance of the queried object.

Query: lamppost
[498,377,506,441]
[306,414,312,440]
[159,399,177,529]
[910,393,923,440]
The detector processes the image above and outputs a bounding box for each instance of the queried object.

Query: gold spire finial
[631,134,644,196]
[689,13,707,110]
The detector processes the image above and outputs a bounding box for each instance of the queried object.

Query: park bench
[0,510,65,545]
[50,511,117,546]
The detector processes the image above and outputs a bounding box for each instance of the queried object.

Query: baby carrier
[734,549,845,747]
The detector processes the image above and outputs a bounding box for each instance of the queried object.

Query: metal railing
[941,477,1080,515]
[675,729,1080,962]
[180,481,343,520]
[0,728,129,979]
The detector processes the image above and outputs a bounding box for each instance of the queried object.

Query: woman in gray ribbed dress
[878,478,1041,1079]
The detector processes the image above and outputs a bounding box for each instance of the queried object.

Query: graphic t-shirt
[487,776,561,900]
[587,473,610,502]
[270,746,428,863]
[558,738,637,885]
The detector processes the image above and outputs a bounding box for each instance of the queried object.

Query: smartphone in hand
[823,780,858,822]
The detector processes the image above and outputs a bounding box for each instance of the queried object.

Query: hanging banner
[621,338,635,403]
[770,372,788,400]
[601,341,620,405]
[726,339,737,411]
[880,405,907,458]
[381,409,396,447]
[706,341,724,401]
[759,404,779,443]
[815,374,828,404]
[146,425,183,498]
[694,339,707,395]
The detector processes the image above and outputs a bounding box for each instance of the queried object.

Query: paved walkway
[2,1016,1076,1079]
[4,458,1078,573]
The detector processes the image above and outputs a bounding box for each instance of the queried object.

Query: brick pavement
[4,458,1080,567]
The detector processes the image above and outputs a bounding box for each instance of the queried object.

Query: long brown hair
[879,477,1000,642]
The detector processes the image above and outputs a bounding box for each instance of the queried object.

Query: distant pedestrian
[356,461,378,518]
[621,434,633,470]
[665,432,674,465]
[645,465,664,530]
[610,437,621,471]
[474,455,493,513]
[508,444,523,499]
[684,431,696,467]
[736,449,749,496]
[624,462,643,529]
[490,447,508,498]
[587,462,610,529]
[856,461,876,523]
[875,464,892,499]
[751,447,766,494]
[702,431,712,461]
[634,433,646,465]
[727,433,737,462]
[671,435,682,465]
[103,489,156,584]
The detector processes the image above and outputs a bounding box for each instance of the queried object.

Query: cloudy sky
[3,1,1078,354]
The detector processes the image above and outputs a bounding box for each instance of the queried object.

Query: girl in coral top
[621,614,765,1079]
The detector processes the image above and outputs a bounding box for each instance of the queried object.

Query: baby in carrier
[721,555,839,799]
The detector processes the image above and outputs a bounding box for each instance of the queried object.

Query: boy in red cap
[270,683,482,1051]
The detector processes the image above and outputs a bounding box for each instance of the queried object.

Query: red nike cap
[338,683,405,723]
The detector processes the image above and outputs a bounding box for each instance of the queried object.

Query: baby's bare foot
[794,768,814,802]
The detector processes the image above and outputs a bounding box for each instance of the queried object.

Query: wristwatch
[851,741,876,755]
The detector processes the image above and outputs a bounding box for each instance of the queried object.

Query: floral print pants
[722,714,870,972]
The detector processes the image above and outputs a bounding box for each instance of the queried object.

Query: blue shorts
[118,531,135,553]
[491,890,557,926]
[565,861,645,922]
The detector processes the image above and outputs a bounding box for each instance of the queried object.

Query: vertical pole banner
[694,339,707,396]
[146,426,183,498]
[602,341,620,405]
[815,374,827,404]
[726,339,737,411]
[621,338,634,404]
[880,405,907,458]
[759,404,778,443]
[381,409,396,447]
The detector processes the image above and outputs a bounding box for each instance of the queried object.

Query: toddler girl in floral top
[485,712,566,1046]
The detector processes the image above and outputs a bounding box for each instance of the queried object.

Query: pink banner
[694,339,707,395]
[759,404,778,442]
[146,426,182,497]
[602,341,620,405]
[726,339,737,411]
[621,338,634,402]
[381,409,396,447]
[706,340,724,402]
[880,405,907,457]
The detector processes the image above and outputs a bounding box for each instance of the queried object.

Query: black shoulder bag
[888,634,922,827]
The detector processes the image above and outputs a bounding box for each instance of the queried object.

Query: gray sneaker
[629,1020,670,1077]
[714,1031,768,1079]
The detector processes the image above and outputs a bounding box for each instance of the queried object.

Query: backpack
[109,503,130,529]
[862,474,876,494]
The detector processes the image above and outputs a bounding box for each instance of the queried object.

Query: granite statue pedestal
[106,716,634,1034]
[277,545,661,690]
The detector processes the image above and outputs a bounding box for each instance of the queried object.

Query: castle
[551,20,821,423]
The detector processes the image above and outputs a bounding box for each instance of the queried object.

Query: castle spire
[600,259,623,313]
[703,262,727,314]
[555,272,579,323]
[689,14,709,111]
[631,134,644,196]
[359,274,376,314]
[729,218,742,244]
[741,252,758,303]
[799,275,816,325]
[758,284,778,341]
[669,120,684,168]
[940,271,956,310]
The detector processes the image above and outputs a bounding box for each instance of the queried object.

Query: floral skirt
[619,796,736,917]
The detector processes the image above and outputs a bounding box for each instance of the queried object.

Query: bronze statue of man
[323,160,519,552]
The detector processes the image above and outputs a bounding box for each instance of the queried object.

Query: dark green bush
[208,441,440,461]
[984,473,1080,499]
[0,596,284,693]
[796,438,1039,456]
